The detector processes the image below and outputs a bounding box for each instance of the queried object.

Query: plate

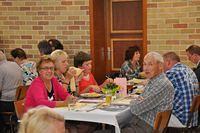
[80,93,103,98]
[128,78,146,84]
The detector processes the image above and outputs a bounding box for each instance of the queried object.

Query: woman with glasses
[25,56,76,111]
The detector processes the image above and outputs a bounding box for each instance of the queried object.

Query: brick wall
[147,0,200,66]
[0,0,199,66]
[0,0,90,64]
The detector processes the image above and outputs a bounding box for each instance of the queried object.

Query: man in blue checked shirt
[163,52,199,127]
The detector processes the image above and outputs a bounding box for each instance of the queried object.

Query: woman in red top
[74,51,112,94]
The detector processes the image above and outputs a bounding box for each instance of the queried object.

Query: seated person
[163,52,199,127]
[74,51,112,94]
[121,52,174,133]
[51,50,80,94]
[11,48,38,86]
[37,40,52,56]
[186,45,200,125]
[95,52,175,133]
[186,45,200,82]
[48,39,64,51]
[0,50,22,125]
[25,56,76,111]
[120,46,142,80]
[18,106,67,133]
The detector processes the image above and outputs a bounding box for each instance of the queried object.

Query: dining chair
[14,99,25,121]
[15,85,29,100]
[153,110,172,133]
[167,95,200,133]
[186,95,200,131]
[0,111,16,133]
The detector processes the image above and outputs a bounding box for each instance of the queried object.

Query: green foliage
[102,83,120,95]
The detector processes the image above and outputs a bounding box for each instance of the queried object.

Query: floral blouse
[20,61,38,86]
[120,60,141,80]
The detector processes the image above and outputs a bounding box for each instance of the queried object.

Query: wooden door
[90,0,147,84]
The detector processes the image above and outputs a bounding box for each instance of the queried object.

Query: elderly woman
[11,48,38,85]
[19,106,67,133]
[51,50,80,95]
[25,56,75,111]
[120,46,142,80]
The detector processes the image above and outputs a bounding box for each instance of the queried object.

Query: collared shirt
[166,62,199,126]
[0,60,22,101]
[120,60,141,80]
[130,73,174,127]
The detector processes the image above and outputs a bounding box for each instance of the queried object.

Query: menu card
[114,78,127,97]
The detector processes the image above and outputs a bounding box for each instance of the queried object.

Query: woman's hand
[66,95,77,105]
[105,78,113,84]
[88,85,101,93]
[65,67,76,80]
[101,78,113,88]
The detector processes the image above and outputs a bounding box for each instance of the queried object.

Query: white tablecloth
[53,106,132,133]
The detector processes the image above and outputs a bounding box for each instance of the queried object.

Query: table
[53,102,132,133]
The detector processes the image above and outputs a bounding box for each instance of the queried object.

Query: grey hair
[0,51,6,61]
[145,52,164,63]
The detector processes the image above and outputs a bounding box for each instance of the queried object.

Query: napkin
[69,67,84,92]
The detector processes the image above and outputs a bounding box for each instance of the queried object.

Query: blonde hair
[51,50,68,61]
[18,106,65,133]
[36,55,54,74]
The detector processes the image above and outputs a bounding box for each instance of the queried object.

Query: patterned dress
[120,60,141,80]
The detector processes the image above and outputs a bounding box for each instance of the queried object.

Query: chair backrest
[154,110,172,133]
[14,99,25,120]
[190,95,200,113]
[186,95,200,127]
[15,85,29,100]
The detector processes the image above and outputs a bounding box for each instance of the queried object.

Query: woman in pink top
[25,56,75,111]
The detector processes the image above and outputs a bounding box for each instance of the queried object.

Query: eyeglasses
[40,67,54,71]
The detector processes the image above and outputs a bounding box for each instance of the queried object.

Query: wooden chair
[0,111,16,133]
[14,99,25,121]
[154,110,172,133]
[167,95,200,133]
[187,95,200,127]
[15,85,29,100]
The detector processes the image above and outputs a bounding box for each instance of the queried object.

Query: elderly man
[186,45,200,82]
[0,50,22,120]
[163,52,199,127]
[121,52,174,133]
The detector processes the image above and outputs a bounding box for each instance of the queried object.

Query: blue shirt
[166,62,199,126]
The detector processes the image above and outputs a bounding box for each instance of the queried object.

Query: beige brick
[188,23,200,28]
[189,12,200,17]
[181,29,195,34]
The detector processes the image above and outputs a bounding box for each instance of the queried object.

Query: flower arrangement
[102,82,120,95]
